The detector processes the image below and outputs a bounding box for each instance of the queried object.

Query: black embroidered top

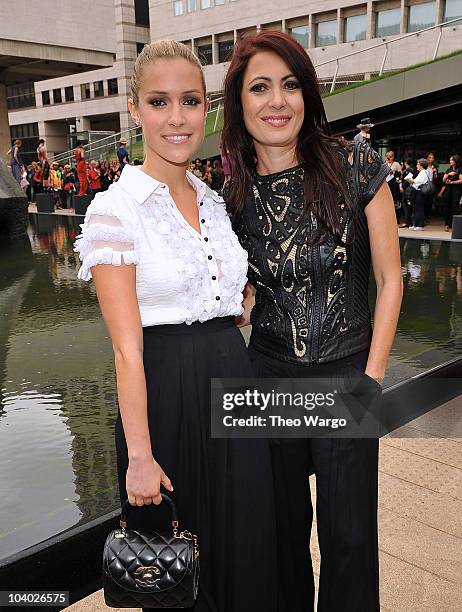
[233,142,389,364]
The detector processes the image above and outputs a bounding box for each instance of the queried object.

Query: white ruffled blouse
[74,164,248,326]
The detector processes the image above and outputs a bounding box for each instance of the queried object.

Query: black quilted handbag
[103,494,200,608]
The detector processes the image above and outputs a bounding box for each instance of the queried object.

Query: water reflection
[0,215,461,560]
[0,215,118,559]
[387,239,462,384]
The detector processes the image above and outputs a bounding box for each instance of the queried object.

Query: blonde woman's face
[131,58,207,167]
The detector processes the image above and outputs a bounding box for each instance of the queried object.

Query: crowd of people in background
[189,157,228,193]
[7,129,461,227]
[354,117,462,232]
[6,134,232,212]
[6,137,134,211]
[385,151,462,232]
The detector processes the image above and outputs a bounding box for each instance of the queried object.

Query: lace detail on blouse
[233,142,389,363]
[74,199,139,281]
[74,167,248,326]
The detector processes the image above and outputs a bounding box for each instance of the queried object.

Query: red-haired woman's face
[240,51,304,152]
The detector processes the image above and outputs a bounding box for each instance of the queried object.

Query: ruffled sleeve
[354,142,390,209]
[73,190,139,281]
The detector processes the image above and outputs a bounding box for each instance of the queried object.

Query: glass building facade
[345,14,367,41]
[316,20,337,47]
[289,25,309,48]
[376,7,401,37]
[408,1,436,33]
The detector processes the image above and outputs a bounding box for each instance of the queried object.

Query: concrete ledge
[324,53,462,123]
[0,38,113,70]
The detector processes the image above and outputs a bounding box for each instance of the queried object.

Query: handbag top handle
[120,494,178,531]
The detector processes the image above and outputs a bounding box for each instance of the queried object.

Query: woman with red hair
[223,31,402,612]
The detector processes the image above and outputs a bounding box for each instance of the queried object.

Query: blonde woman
[74,40,277,612]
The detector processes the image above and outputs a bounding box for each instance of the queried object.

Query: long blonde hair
[130,40,206,106]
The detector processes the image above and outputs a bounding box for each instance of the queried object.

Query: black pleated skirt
[115,317,278,612]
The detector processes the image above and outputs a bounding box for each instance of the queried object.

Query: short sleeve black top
[446,166,462,198]
[232,142,389,364]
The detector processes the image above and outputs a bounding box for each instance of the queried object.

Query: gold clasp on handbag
[114,518,127,538]
[172,524,199,559]
[134,565,161,586]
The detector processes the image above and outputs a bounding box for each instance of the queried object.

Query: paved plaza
[67,395,462,612]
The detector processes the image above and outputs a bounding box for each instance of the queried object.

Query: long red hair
[222,31,352,240]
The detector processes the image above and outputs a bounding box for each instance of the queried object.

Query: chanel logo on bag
[134,565,161,586]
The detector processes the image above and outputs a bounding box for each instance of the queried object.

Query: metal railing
[317,15,462,93]
[52,126,142,165]
[51,15,462,162]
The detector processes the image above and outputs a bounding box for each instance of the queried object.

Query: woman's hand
[126,455,173,506]
[364,370,384,387]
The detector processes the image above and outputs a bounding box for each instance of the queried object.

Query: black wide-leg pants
[249,345,381,612]
[115,318,278,612]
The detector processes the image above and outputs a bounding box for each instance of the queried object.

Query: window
[444,0,462,22]
[344,14,367,41]
[81,83,91,99]
[288,25,309,48]
[10,122,39,165]
[134,0,150,26]
[108,78,118,96]
[376,7,401,36]
[136,42,145,55]
[201,0,211,8]
[41,91,50,105]
[408,1,436,32]
[174,0,184,15]
[64,86,74,102]
[218,40,234,63]
[94,81,104,97]
[215,0,225,4]
[197,43,213,65]
[187,0,196,11]
[6,83,36,110]
[316,20,337,47]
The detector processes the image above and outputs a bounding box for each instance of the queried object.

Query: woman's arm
[236,281,255,328]
[365,181,403,383]
[450,172,462,185]
[408,170,427,188]
[92,263,173,505]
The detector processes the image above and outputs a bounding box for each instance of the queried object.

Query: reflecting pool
[0,213,461,561]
